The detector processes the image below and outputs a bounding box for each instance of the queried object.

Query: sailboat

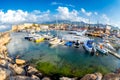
[49,16,64,47]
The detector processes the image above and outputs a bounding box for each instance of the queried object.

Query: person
[60,38,63,42]
[91,48,95,56]
[75,40,79,46]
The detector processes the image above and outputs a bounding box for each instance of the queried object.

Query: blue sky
[0,0,120,31]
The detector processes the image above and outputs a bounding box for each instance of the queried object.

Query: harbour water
[7,31,120,76]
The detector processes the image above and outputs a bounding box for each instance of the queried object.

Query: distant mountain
[42,20,119,29]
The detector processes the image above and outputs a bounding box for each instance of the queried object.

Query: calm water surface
[7,31,120,72]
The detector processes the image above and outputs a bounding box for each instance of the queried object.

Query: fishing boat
[62,34,90,44]
[24,33,35,40]
[42,33,53,40]
[103,40,116,51]
[49,37,61,45]
[65,41,73,47]
[32,34,44,43]
[74,40,80,48]
[83,40,96,53]
[96,43,108,54]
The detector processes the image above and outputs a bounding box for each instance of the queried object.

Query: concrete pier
[107,49,120,59]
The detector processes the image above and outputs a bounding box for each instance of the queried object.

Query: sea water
[7,31,120,74]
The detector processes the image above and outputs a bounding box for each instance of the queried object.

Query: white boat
[62,34,90,44]
[33,36,44,42]
[25,33,44,42]
[96,43,108,54]
[49,37,65,47]
[42,34,53,40]
[68,29,87,36]
[49,37,61,45]
[103,40,116,51]
[24,33,35,40]
[83,40,96,53]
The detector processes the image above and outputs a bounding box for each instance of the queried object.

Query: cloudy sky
[0,0,120,31]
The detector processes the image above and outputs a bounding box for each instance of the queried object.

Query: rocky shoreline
[0,31,120,80]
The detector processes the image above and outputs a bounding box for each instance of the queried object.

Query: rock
[103,73,120,80]
[10,75,40,80]
[31,75,40,80]
[60,77,76,80]
[94,72,102,80]
[0,67,11,80]
[28,66,39,75]
[80,74,97,80]
[42,77,51,80]
[0,46,7,58]
[115,68,120,74]
[8,64,25,75]
[10,76,31,80]
[0,59,9,68]
[28,66,43,78]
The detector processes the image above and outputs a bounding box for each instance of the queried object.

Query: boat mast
[89,19,90,28]
[97,20,99,28]
[56,15,58,37]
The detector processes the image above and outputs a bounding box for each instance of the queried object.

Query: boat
[42,33,53,40]
[65,41,73,47]
[33,34,44,43]
[103,40,116,51]
[74,40,80,48]
[24,33,35,40]
[49,37,61,45]
[96,43,108,54]
[62,34,90,44]
[34,37,44,43]
[83,40,96,53]
[25,33,44,42]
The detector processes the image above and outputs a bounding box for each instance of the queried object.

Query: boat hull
[34,38,44,43]
[83,42,92,53]
[96,46,108,54]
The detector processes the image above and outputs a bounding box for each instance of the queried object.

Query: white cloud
[0,9,52,31]
[51,2,62,5]
[101,14,110,24]
[0,25,8,29]
[1,6,118,31]
[51,2,75,8]
[0,9,51,25]
[81,8,92,16]
[94,12,98,15]
[66,4,75,8]
[56,6,89,22]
